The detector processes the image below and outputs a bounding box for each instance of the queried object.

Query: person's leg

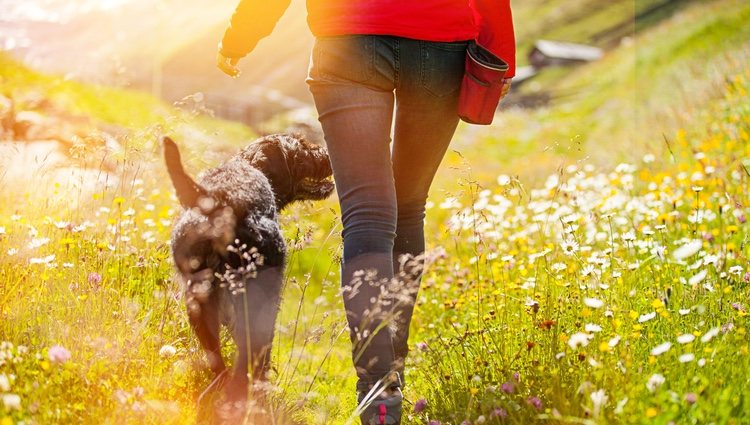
[306,35,401,393]
[390,38,468,381]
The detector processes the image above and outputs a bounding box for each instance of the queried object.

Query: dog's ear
[242,138,294,206]
[163,137,211,209]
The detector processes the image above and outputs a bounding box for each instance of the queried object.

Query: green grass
[2,1,750,424]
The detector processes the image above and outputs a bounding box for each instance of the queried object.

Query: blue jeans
[306,35,467,392]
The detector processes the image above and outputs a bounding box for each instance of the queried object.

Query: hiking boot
[357,387,403,425]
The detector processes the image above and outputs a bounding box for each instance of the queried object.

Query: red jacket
[221,0,516,77]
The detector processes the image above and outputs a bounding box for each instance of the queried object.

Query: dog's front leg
[187,290,227,376]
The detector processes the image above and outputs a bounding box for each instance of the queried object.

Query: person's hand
[217,51,241,78]
[500,78,512,101]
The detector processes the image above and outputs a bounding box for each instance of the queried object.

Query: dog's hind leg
[225,266,283,402]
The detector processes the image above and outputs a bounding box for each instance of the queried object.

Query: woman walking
[218,1,515,423]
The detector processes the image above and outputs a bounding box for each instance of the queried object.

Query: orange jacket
[221,0,516,77]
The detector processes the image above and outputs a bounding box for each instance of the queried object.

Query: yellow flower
[2,417,14,425]
[470,388,479,395]
[646,407,658,418]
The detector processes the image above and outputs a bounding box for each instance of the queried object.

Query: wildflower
[560,239,579,256]
[490,408,508,419]
[527,396,543,410]
[428,421,440,425]
[581,265,597,277]
[0,374,10,391]
[114,389,130,404]
[568,332,591,349]
[513,372,520,382]
[585,324,602,333]
[638,312,656,323]
[501,382,515,394]
[729,265,744,276]
[672,240,702,260]
[28,237,50,249]
[688,270,707,286]
[584,298,604,309]
[650,342,672,356]
[621,231,636,242]
[88,272,103,285]
[608,336,621,347]
[677,334,695,344]
[679,309,691,315]
[684,393,698,404]
[646,374,665,393]
[550,262,567,273]
[700,327,720,343]
[590,389,608,417]
[29,254,55,265]
[0,226,5,235]
[475,415,486,424]
[497,175,511,186]
[525,298,540,313]
[48,345,71,364]
[414,398,427,413]
[159,345,177,358]
[2,393,21,410]
[416,342,429,352]
[679,353,695,363]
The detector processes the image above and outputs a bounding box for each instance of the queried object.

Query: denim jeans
[306,35,467,392]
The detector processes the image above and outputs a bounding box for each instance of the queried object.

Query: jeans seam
[419,41,426,91]
[394,38,400,87]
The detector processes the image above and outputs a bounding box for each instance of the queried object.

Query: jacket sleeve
[219,0,293,58]
[469,0,516,78]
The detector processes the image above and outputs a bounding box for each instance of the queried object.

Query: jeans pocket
[420,41,468,98]
[312,35,375,83]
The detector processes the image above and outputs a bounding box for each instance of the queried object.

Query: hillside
[1,0,696,122]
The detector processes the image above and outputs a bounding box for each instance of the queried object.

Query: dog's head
[240,134,334,209]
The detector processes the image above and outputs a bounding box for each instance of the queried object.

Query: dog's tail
[163,136,209,209]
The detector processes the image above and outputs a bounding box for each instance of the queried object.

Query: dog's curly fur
[163,134,334,405]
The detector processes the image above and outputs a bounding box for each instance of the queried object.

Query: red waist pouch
[458,42,509,125]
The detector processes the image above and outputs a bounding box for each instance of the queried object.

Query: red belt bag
[458,42,509,125]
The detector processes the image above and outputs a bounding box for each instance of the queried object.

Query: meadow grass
[1,1,750,424]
